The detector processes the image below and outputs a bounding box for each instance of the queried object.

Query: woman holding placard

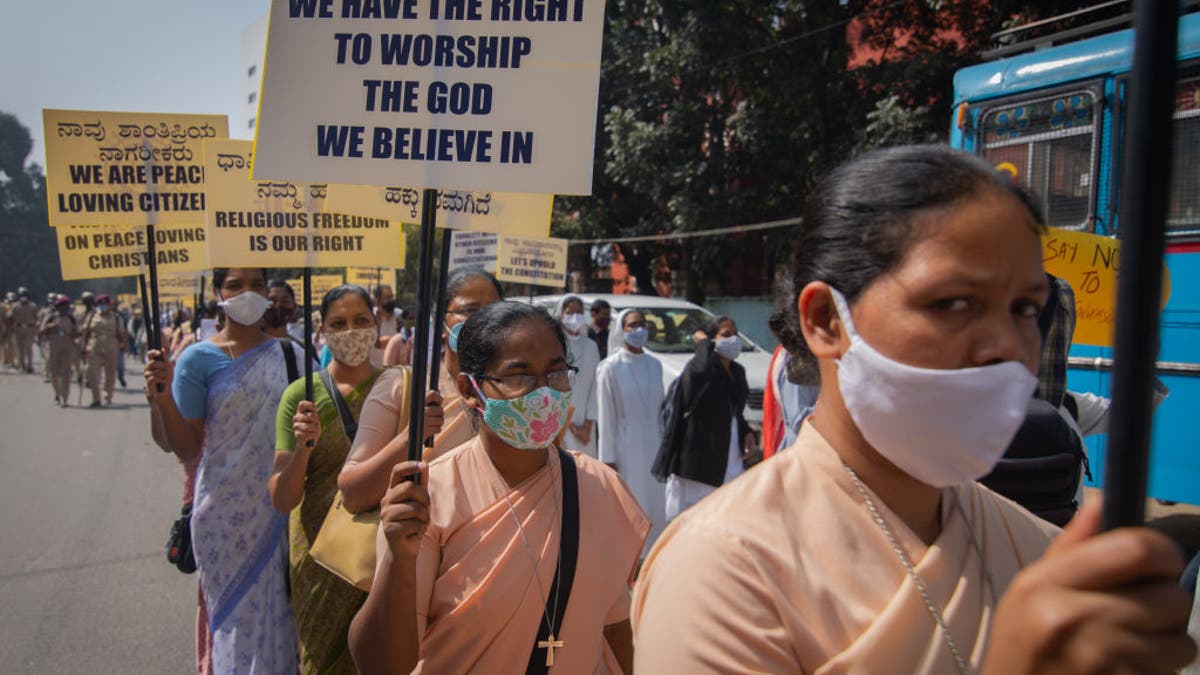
[144,267,310,675]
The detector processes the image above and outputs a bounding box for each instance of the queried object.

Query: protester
[374,284,400,349]
[596,308,667,544]
[588,298,612,360]
[39,295,78,406]
[631,145,1197,673]
[270,284,386,675]
[196,300,220,342]
[81,294,126,407]
[266,279,301,342]
[347,301,649,673]
[555,295,600,457]
[363,267,503,476]
[10,287,38,374]
[652,316,753,521]
[144,267,310,675]
[759,344,819,458]
[0,291,14,369]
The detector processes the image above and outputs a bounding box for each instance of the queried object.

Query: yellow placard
[1042,227,1171,347]
[43,109,228,227]
[56,223,208,281]
[157,272,204,301]
[203,140,405,268]
[325,186,552,237]
[346,267,398,288]
[495,236,568,288]
[285,274,346,306]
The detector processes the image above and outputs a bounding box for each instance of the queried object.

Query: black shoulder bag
[526,447,580,674]
[166,502,196,574]
[318,368,358,442]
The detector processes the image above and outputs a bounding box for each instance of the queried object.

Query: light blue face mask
[446,321,464,353]
[623,326,649,350]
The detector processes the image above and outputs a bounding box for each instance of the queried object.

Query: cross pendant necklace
[538,633,565,667]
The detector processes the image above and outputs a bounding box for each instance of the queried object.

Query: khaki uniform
[10,300,39,373]
[0,302,11,367]
[74,308,94,384]
[40,311,77,404]
[82,310,124,404]
[37,305,53,378]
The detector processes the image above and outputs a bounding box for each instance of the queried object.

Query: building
[241,14,269,137]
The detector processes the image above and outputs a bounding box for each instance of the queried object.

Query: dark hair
[446,267,504,303]
[457,301,568,378]
[560,295,584,313]
[202,300,219,318]
[267,279,296,300]
[320,284,374,318]
[590,298,611,314]
[772,144,1045,383]
[212,268,268,291]
[701,315,733,339]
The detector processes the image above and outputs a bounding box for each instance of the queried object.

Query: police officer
[0,292,12,369]
[38,292,56,381]
[75,292,96,387]
[10,287,39,374]
[81,294,126,407]
[40,295,79,406]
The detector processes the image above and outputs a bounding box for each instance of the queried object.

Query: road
[0,354,194,674]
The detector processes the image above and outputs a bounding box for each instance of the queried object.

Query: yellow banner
[1042,227,1171,347]
[495,236,568,288]
[347,267,398,288]
[157,272,204,301]
[56,223,208,281]
[43,109,228,227]
[326,186,552,237]
[285,274,346,306]
[203,140,405,268]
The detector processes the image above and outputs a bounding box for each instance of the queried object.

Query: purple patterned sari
[193,339,299,674]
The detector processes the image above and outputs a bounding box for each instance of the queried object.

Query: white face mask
[829,287,1036,488]
[218,290,271,327]
[714,335,741,360]
[325,326,376,366]
[561,312,586,335]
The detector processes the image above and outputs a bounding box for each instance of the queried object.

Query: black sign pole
[406,189,439,469]
[424,229,453,449]
[303,268,314,405]
[1102,0,1179,530]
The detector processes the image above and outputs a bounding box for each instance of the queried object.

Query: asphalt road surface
[0,353,195,674]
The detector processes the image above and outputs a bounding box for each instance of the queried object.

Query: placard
[203,139,406,267]
[56,224,208,281]
[495,235,567,288]
[347,267,400,288]
[325,185,551,236]
[1042,227,1171,347]
[285,273,346,305]
[253,0,606,195]
[43,109,228,227]
[449,230,498,273]
[157,272,204,301]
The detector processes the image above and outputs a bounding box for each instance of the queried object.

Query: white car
[529,293,772,429]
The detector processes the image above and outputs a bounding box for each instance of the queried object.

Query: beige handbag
[309,365,411,592]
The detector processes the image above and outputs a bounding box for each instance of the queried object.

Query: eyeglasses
[446,306,482,319]
[475,367,578,398]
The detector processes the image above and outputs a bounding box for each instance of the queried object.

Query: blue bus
[951,12,1200,505]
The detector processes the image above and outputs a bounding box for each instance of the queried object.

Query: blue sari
[193,339,299,674]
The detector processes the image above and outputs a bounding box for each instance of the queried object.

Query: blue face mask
[623,327,649,350]
[446,321,464,353]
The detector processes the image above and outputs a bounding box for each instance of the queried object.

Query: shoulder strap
[281,339,298,383]
[319,368,359,442]
[526,447,580,675]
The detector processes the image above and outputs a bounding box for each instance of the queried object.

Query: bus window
[980,90,1099,230]
[1170,77,1200,236]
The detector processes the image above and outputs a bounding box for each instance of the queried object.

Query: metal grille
[746,388,764,410]
[1170,78,1200,236]
[981,90,1098,231]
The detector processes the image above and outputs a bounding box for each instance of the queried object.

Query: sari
[193,339,300,674]
[403,437,649,673]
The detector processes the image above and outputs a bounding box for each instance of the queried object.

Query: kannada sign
[325,185,552,236]
[495,235,566,287]
[1042,227,1171,347]
[253,0,606,194]
[286,273,347,305]
[44,109,228,227]
[56,224,208,281]
[449,230,498,273]
[203,140,406,267]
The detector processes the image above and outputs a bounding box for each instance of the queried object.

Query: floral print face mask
[470,376,572,450]
[324,326,375,367]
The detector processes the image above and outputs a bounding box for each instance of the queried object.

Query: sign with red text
[252,0,606,195]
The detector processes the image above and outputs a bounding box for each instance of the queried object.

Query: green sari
[276,369,382,675]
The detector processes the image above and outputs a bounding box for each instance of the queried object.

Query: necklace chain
[493,450,565,643]
[841,462,995,675]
